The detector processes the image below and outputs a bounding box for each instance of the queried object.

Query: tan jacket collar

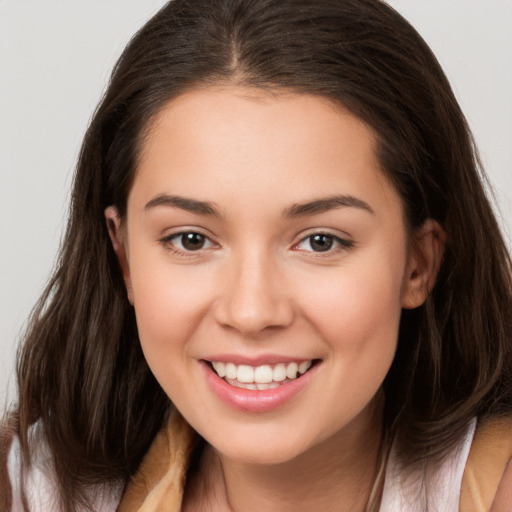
[117,409,197,512]
[118,412,512,512]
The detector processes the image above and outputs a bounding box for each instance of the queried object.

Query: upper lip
[202,354,316,366]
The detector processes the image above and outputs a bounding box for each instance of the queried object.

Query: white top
[7,425,121,511]
[380,417,477,511]
[7,419,477,511]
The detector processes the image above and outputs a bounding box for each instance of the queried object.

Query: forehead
[142,86,375,162]
[131,86,402,219]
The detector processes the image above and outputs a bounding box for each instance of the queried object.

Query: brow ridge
[144,194,220,217]
[284,195,374,217]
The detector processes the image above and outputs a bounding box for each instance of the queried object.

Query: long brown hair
[8,0,512,510]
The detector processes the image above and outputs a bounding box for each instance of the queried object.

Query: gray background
[1,0,511,406]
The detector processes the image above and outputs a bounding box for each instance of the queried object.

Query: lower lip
[201,361,317,412]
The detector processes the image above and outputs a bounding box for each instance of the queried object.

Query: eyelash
[160,230,354,257]
[293,232,354,255]
[160,231,216,258]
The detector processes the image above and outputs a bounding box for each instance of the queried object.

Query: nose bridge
[215,243,293,335]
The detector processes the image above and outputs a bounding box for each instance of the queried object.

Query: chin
[204,424,319,466]
[217,442,306,466]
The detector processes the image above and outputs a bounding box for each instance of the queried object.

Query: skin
[492,461,512,511]
[106,86,444,511]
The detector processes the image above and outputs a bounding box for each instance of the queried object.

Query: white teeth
[211,360,314,385]
[273,363,287,382]
[298,361,312,374]
[226,379,271,390]
[212,361,226,377]
[254,365,273,383]
[256,382,280,390]
[237,365,254,383]
[286,362,299,379]
[225,362,237,380]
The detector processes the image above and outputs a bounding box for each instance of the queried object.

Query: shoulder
[1,420,122,512]
[381,418,476,511]
[460,416,512,511]
[3,422,64,510]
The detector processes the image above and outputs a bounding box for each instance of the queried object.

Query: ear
[402,219,446,309]
[105,206,134,304]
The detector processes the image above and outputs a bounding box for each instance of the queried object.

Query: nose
[213,249,294,336]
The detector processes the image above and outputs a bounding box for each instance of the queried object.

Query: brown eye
[179,232,206,250]
[163,231,215,253]
[309,234,334,252]
[295,232,354,254]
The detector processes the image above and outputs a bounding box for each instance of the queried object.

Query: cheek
[304,260,404,337]
[297,248,406,386]
[303,257,404,424]
[128,257,215,368]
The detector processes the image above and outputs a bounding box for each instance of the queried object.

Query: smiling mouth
[208,360,318,390]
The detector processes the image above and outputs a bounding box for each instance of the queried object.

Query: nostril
[211,268,294,335]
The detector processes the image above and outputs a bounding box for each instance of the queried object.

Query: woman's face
[108,86,434,465]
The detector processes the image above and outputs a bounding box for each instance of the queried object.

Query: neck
[185,399,385,512]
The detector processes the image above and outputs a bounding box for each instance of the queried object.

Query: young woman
[2,0,511,510]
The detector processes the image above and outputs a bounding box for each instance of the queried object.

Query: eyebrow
[144,194,221,217]
[144,193,373,218]
[283,195,374,218]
